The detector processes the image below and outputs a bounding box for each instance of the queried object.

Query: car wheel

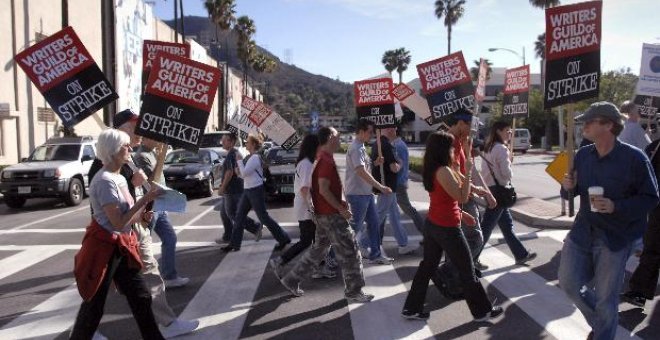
[4,195,26,209]
[64,178,84,206]
[204,175,214,197]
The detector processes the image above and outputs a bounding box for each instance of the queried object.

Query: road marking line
[11,205,90,230]
[175,240,275,340]
[348,248,433,340]
[0,247,64,281]
[0,284,81,339]
[481,244,641,340]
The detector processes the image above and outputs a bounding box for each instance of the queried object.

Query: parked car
[163,148,223,197]
[262,146,298,200]
[513,128,532,153]
[0,136,96,208]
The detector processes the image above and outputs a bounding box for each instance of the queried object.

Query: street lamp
[488,47,526,66]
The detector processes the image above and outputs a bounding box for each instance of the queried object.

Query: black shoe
[474,260,489,271]
[474,268,483,278]
[221,245,239,252]
[474,305,504,322]
[274,240,291,251]
[401,310,430,320]
[621,291,646,307]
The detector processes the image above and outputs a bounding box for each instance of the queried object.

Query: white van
[512,128,531,153]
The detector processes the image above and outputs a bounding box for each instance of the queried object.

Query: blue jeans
[376,192,408,247]
[559,230,632,340]
[220,192,260,242]
[230,185,290,249]
[150,211,178,280]
[347,194,382,259]
[479,205,528,260]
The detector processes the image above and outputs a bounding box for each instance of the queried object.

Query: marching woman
[223,133,291,252]
[71,129,164,339]
[477,121,536,265]
[269,134,336,279]
[402,131,502,322]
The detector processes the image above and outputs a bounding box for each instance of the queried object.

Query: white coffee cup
[588,186,604,212]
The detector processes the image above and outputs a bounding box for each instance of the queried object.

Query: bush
[409,156,423,174]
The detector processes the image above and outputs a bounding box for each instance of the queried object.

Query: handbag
[481,155,517,208]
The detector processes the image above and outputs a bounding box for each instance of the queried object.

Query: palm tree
[434,0,466,55]
[235,16,257,95]
[204,0,237,41]
[252,54,278,73]
[394,48,411,84]
[470,59,493,81]
[529,0,560,148]
[534,33,545,60]
[381,50,397,75]
[528,0,560,9]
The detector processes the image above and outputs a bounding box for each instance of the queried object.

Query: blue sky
[154,0,659,83]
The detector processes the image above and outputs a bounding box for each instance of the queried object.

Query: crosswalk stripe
[176,240,276,340]
[349,248,434,340]
[480,243,642,340]
[0,284,80,339]
[0,247,64,280]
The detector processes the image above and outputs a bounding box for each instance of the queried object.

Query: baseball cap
[112,109,139,128]
[453,107,474,122]
[575,101,625,123]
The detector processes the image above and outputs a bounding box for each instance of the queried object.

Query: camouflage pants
[282,213,365,296]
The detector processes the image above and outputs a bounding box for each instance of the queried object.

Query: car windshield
[199,134,224,148]
[29,144,80,161]
[267,148,298,163]
[165,150,212,164]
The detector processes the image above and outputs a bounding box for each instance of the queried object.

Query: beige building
[0,0,259,165]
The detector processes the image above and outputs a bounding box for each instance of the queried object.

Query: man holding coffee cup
[560,101,658,340]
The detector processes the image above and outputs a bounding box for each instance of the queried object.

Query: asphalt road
[0,153,655,339]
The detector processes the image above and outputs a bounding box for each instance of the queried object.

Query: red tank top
[427,170,461,227]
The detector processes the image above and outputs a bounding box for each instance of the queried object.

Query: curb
[410,171,573,229]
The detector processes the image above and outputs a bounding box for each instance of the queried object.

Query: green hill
[166,16,356,126]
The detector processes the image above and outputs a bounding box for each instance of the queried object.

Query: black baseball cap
[112,109,139,128]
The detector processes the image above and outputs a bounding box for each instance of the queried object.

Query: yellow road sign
[545,151,569,184]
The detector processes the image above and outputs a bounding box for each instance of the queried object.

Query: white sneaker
[398,244,418,255]
[368,255,394,265]
[165,276,190,288]
[160,318,200,338]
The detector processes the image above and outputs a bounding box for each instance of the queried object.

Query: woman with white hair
[71,129,164,340]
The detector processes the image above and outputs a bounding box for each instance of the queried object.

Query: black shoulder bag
[481,155,517,208]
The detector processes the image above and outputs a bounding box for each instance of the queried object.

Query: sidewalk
[409,172,574,229]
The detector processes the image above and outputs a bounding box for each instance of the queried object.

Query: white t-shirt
[89,170,133,234]
[293,158,314,221]
[481,143,513,186]
[619,121,651,151]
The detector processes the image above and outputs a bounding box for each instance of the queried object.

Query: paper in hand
[151,182,187,213]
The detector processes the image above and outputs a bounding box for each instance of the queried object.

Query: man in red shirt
[277,127,374,303]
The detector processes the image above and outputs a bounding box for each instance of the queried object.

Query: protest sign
[14,26,118,127]
[353,77,396,128]
[502,65,530,117]
[634,95,660,118]
[634,44,660,117]
[475,58,488,104]
[544,1,602,108]
[136,52,221,150]
[243,96,301,150]
[416,51,475,124]
[227,97,260,140]
[142,40,190,93]
[391,83,434,125]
